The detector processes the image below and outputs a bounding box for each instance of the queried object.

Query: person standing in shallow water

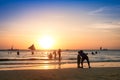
[17,50,20,55]
[78,50,91,68]
[53,50,57,60]
[77,52,81,68]
[58,49,61,62]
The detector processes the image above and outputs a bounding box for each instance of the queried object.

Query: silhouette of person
[78,50,91,68]
[48,53,53,59]
[17,50,20,55]
[91,52,95,55]
[77,52,81,68]
[95,51,97,54]
[58,49,61,62]
[53,50,57,59]
[32,51,34,55]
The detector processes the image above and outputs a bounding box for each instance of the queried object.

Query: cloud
[91,21,120,35]
[89,5,120,18]
[89,7,106,15]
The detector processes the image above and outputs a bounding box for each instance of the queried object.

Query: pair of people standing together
[53,49,61,62]
[77,50,91,68]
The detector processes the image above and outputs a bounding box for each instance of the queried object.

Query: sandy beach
[0,62,120,80]
[0,67,119,80]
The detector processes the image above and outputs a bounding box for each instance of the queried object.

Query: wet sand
[0,62,120,70]
[0,62,120,80]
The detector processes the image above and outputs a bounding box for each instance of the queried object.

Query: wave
[0,58,120,62]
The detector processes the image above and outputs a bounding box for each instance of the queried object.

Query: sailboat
[28,44,36,55]
[8,46,14,54]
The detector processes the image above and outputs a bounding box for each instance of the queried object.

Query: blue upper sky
[1,0,120,21]
[1,0,120,30]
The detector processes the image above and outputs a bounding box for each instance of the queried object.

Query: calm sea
[0,50,120,68]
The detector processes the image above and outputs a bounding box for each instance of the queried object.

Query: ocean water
[0,50,120,68]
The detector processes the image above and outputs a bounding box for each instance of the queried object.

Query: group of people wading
[49,49,91,68]
[15,48,91,68]
[48,49,61,62]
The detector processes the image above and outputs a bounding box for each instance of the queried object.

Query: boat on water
[28,44,36,55]
[100,47,108,51]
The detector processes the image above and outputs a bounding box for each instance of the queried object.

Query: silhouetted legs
[81,57,91,68]
[86,57,91,68]
[77,55,81,68]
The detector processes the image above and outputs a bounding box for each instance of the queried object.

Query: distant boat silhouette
[100,47,108,51]
[8,46,13,54]
[9,46,18,51]
[28,44,36,55]
[8,46,18,54]
[28,44,36,50]
[100,47,102,50]
[11,46,13,50]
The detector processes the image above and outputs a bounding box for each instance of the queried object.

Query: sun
[38,35,54,49]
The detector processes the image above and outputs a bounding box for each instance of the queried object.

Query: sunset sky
[0,0,120,50]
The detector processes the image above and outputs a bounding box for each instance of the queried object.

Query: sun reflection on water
[36,64,58,69]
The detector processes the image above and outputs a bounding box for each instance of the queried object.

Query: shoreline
[0,62,120,71]
[0,58,120,62]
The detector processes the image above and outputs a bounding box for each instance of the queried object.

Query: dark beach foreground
[0,67,120,80]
